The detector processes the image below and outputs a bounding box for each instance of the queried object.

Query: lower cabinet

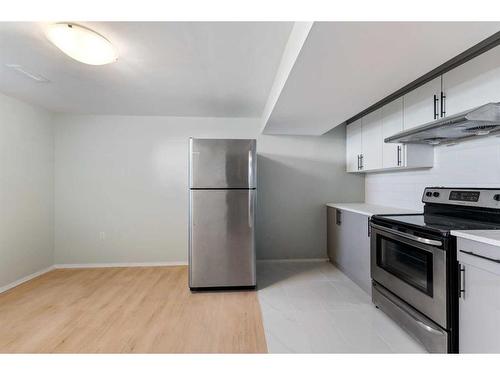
[457,238,500,353]
[327,207,371,294]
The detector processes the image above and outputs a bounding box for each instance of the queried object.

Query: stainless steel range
[370,187,500,353]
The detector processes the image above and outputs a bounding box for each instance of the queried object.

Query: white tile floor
[257,260,427,353]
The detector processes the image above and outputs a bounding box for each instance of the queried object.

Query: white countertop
[451,230,500,247]
[325,202,420,217]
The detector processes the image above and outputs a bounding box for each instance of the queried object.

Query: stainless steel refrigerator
[188,138,256,290]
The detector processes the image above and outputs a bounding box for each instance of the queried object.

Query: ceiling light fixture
[46,23,118,65]
[5,64,50,82]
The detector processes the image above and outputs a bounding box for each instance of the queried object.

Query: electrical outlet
[99,231,106,240]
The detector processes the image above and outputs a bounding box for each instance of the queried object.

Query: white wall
[0,93,54,287]
[365,136,500,210]
[54,115,364,264]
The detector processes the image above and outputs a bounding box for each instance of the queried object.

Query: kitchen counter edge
[451,230,500,247]
[325,202,421,217]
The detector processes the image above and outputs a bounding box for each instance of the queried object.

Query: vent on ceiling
[5,64,50,83]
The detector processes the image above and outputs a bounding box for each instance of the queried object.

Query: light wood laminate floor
[0,266,267,353]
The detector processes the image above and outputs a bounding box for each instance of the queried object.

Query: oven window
[377,236,433,296]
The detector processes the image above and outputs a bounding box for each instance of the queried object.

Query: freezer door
[189,189,256,288]
[189,138,256,188]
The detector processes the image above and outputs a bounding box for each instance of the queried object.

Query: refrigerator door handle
[248,191,254,228]
[248,149,254,188]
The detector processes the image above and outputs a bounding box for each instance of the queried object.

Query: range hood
[385,102,500,145]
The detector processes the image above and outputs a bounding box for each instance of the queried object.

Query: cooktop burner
[372,187,500,236]
[374,213,500,234]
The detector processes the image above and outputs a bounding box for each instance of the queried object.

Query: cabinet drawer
[457,238,500,276]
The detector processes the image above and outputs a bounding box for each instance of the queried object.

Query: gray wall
[257,125,364,259]
[52,115,364,265]
[53,115,259,265]
[0,93,54,287]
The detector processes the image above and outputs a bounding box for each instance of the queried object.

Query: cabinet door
[361,108,383,171]
[346,119,362,172]
[327,207,340,262]
[404,76,441,130]
[459,261,500,353]
[382,97,405,168]
[443,45,500,117]
[346,211,371,294]
[327,208,371,295]
[328,208,349,271]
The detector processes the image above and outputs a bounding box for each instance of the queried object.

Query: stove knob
[494,194,500,201]
[433,192,440,197]
[426,191,432,197]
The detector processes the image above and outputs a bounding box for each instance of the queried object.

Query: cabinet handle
[360,154,364,170]
[397,145,402,166]
[440,91,446,118]
[459,264,465,299]
[335,209,342,225]
[367,218,371,237]
[433,94,439,120]
[357,154,360,170]
[460,250,500,264]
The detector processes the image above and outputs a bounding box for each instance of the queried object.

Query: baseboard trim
[257,258,329,263]
[54,261,188,269]
[0,265,55,294]
[1,259,327,293]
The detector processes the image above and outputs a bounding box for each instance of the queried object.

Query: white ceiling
[0,22,293,117]
[263,22,500,135]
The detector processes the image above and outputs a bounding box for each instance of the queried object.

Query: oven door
[370,223,447,328]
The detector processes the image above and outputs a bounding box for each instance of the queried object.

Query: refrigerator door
[189,189,256,288]
[189,138,256,189]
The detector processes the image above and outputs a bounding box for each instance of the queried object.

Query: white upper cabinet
[361,108,383,171]
[345,32,500,174]
[346,119,362,172]
[382,97,404,169]
[403,76,442,130]
[443,45,500,117]
[346,100,433,173]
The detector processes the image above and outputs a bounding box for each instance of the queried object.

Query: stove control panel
[422,187,500,209]
[449,190,480,202]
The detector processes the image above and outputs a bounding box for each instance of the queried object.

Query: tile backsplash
[365,136,500,211]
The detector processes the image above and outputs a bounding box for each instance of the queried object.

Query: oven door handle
[371,223,443,247]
